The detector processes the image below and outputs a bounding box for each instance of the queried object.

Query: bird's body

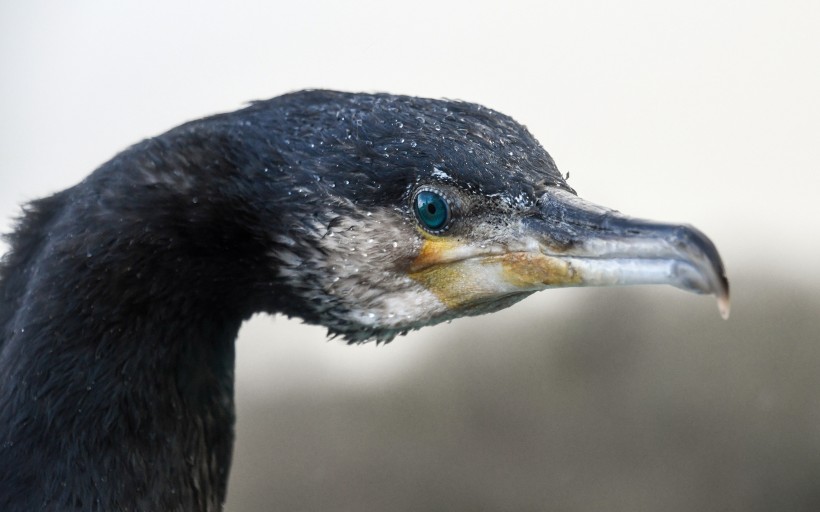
[0,91,728,510]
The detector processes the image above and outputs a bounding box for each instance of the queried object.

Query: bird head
[223,91,728,342]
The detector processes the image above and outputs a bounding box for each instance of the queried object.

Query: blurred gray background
[1,1,819,510]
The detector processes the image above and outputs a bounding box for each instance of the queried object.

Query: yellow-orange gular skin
[408,232,582,311]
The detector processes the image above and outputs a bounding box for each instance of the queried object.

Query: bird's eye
[414,189,450,232]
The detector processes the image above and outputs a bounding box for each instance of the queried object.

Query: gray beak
[523,188,730,318]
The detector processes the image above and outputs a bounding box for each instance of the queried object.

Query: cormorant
[0,90,728,511]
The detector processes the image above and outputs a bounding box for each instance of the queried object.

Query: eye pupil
[414,190,449,231]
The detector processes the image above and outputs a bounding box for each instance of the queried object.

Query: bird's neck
[0,176,265,509]
[0,274,243,510]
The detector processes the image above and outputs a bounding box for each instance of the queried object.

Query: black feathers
[0,91,569,510]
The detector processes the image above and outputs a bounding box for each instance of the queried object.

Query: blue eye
[414,190,450,231]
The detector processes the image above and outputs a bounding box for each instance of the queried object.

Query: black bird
[0,90,728,510]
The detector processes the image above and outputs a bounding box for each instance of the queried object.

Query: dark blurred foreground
[227,276,820,512]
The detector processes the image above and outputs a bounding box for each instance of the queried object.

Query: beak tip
[718,297,730,320]
[716,279,730,320]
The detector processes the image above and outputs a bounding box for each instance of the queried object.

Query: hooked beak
[409,187,730,319]
[521,188,730,318]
